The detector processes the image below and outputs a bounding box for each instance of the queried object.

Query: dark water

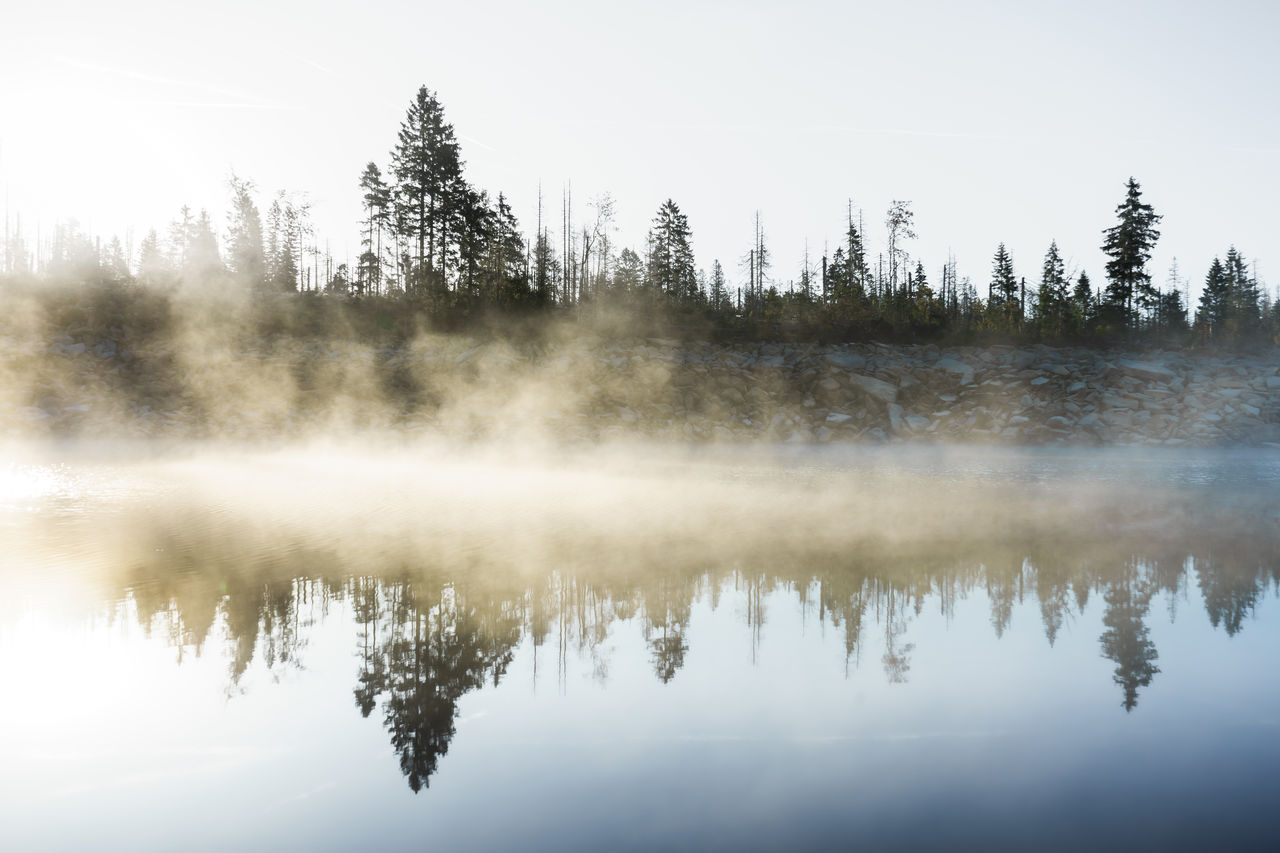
[1,446,1278,852]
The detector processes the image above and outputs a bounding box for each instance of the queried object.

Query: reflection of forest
[106,509,1279,791]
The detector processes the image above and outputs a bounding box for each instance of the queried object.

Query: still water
[1,445,1278,851]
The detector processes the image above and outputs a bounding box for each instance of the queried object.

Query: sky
[2,0,1278,302]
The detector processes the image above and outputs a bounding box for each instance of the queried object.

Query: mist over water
[2,443,1278,851]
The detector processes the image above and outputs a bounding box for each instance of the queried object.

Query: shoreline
[5,335,1279,447]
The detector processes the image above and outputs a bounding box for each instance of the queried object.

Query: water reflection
[4,448,1279,797]
[97,514,1276,791]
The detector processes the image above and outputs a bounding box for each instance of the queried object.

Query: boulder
[935,356,975,385]
[848,373,898,404]
[1113,359,1177,384]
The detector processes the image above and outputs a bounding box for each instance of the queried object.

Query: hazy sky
[3,0,1278,300]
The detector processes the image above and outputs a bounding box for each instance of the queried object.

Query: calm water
[1,445,1278,852]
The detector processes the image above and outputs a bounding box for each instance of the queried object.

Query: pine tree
[391,86,462,291]
[1196,256,1229,338]
[645,199,696,301]
[1101,177,1161,329]
[989,243,1017,308]
[709,259,727,309]
[136,229,169,284]
[358,162,391,296]
[188,209,222,277]
[226,175,265,287]
[612,247,644,293]
[1222,246,1261,338]
[1033,240,1068,336]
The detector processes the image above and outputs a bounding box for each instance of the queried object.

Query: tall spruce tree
[1034,240,1068,336]
[1196,256,1229,338]
[645,200,696,301]
[1101,177,1161,329]
[391,86,462,291]
[989,243,1017,307]
[226,175,265,287]
[358,162,391,296]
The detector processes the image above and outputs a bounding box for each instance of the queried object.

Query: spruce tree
[1223,246,1261,337]
[989,243,1017,315]
[1196,256,1228,338]
[709,259,727,308]
[645,200,696,301]
[358,163,390,296]
[1034,240,1068,336]
[226,175,265,287]
[1101,177,1161,329]
[391,86,462,290]
[612,248,644,292]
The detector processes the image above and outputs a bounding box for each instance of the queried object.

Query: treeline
[3,85,1278,347]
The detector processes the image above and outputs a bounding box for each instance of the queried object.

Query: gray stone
[905,414,931,432]
[825,352,868,370]
[887,403,905,434]
[1113,359,1176,383]
[849,373,898,404]
[935,356,975,385]
[826,412,852,424]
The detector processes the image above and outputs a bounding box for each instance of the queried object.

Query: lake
[2,444,1278,851]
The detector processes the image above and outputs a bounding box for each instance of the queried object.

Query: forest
[2,84,1277,348]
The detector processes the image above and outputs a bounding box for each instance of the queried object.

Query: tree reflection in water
[28,455,1276,793]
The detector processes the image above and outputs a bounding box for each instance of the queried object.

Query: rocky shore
[5,334,1280,446]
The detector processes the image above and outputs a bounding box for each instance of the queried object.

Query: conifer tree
[136,229,169,284]
[1034,240,1068,336]
[1101,177,1161,329]
[391,86,462,290]
[358,162,391,295]
[612,248,644,293]
[645,200,696,301]
[1196,256,1229,338]
[226,175,265,287]
[709,259,728,309]
[1071,271,1094,335]
[989,243,1017,307]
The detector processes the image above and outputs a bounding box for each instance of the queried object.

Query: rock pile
[3,334,1278,446]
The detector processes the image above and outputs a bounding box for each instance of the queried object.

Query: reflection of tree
[1196,553,1262,637]
[645,572,693,683]
[98,507,1280,789]
[353,577,385,717]
[375,582,517,791]
[880,582,914,684]
[1098,562,1160,712]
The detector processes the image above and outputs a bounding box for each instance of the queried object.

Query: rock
[887,403,905,434]
[1046,415,1073,430]
[935,356,975,385]
[848,373,898,404]
[1266,376,1280,390]
[826,412,852,425]
[905,414,930,432]
[1113,359,1176,383]
[825,352,868,370]
[1029,376,1050,386]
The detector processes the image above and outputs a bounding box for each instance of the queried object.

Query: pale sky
[3,0,1278,302]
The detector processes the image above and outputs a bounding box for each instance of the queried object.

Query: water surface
[1,445,1278,851]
